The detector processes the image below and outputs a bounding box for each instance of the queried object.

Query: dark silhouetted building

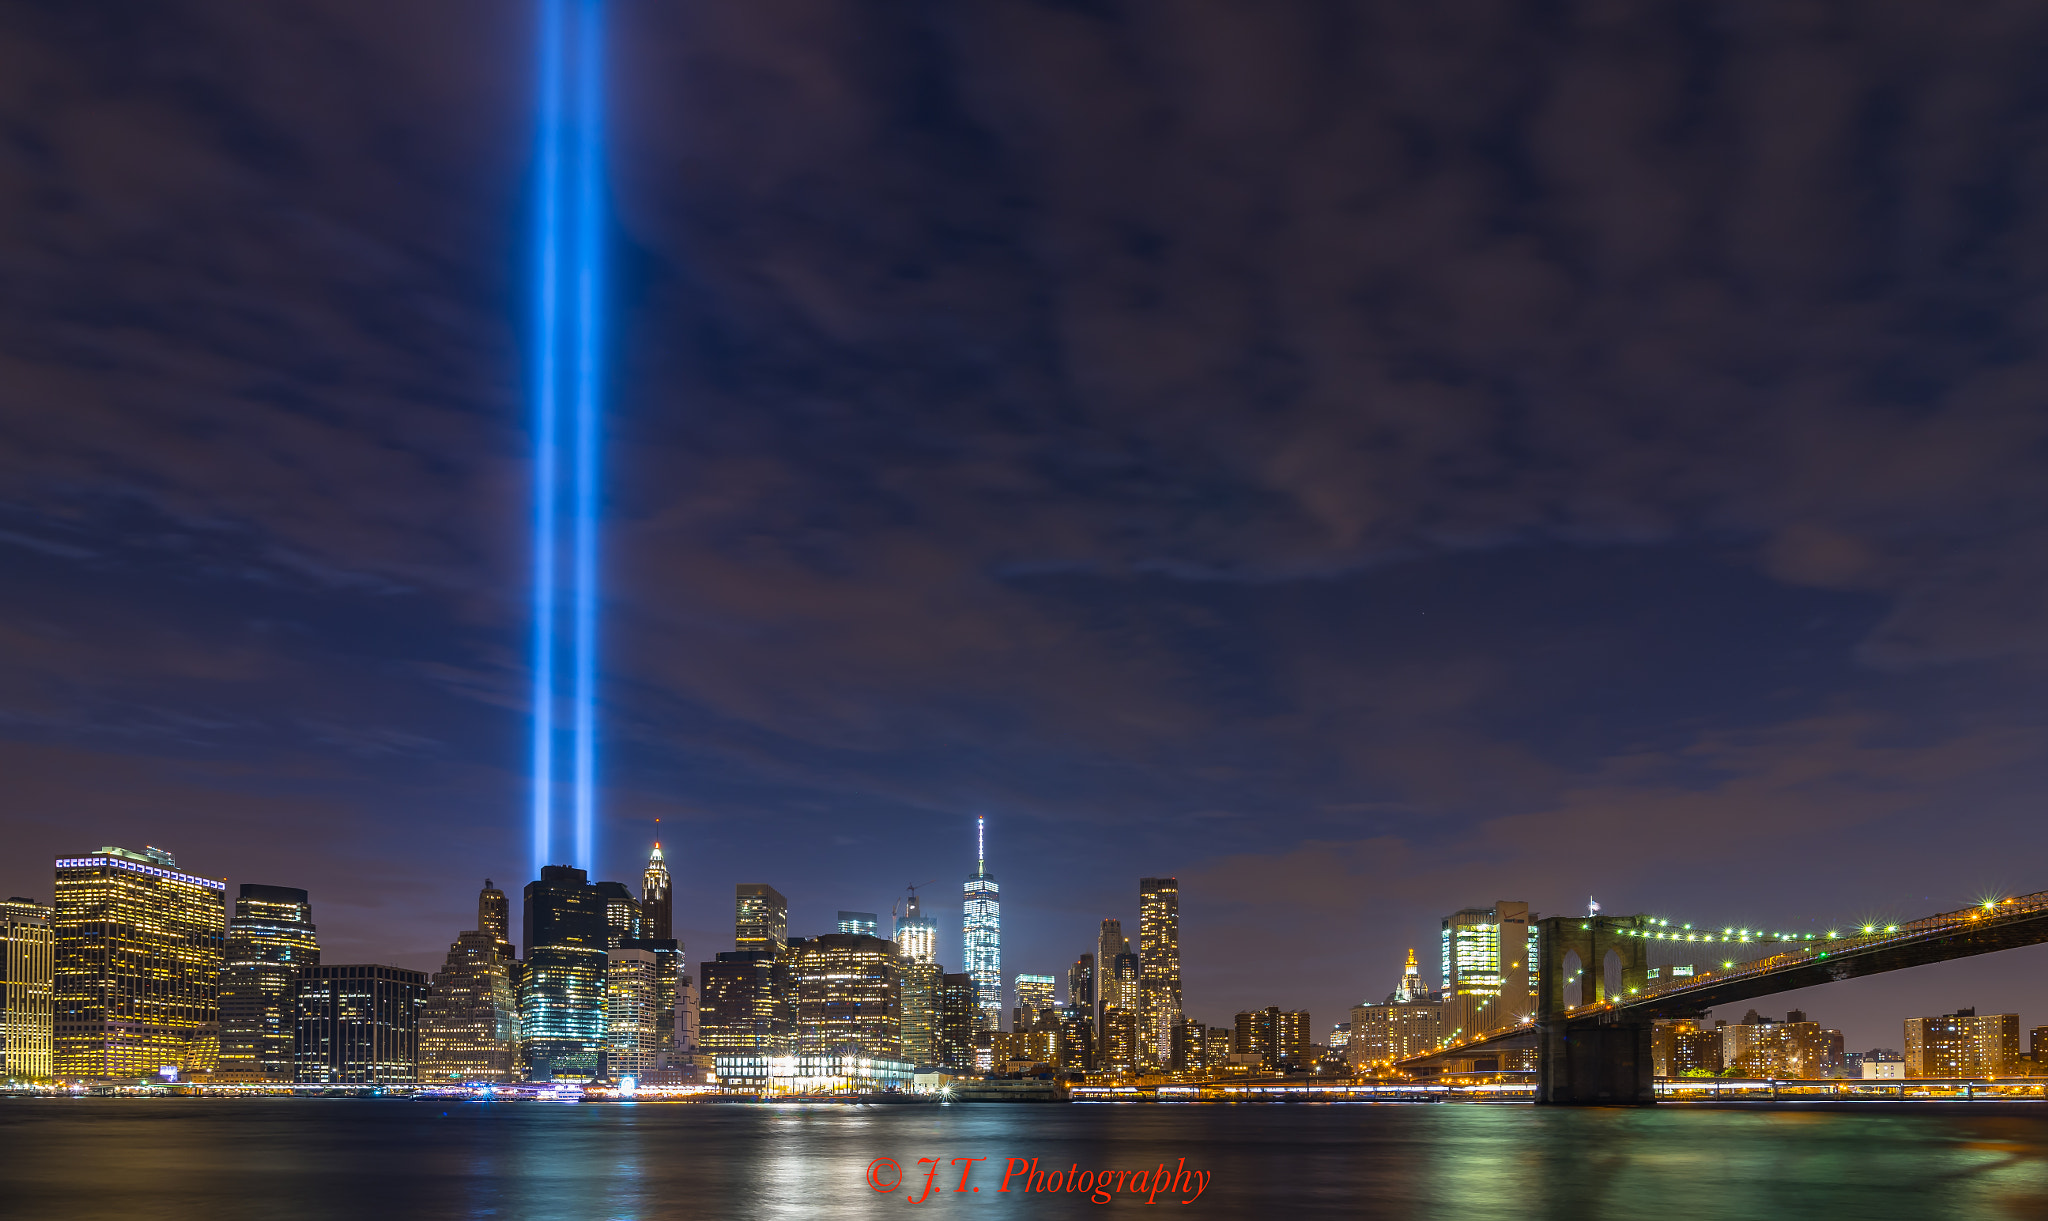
[293,964,428,1084]
[1068,953,1094,1020]
[934,971,977,1070]
[218,885,320,1083]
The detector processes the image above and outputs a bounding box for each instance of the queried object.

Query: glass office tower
[293,964,429,1084]
[735,884,787,954]
[962,818,1001,1031]
[520,865,609,1081]
[53,846,225,1080]
[218,884,320,1083]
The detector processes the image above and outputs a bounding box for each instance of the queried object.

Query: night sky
[6,2,2048,1051]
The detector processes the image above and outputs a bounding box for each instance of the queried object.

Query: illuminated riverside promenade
[18,1076,2048,1105]
[1075,1078,2048,1104]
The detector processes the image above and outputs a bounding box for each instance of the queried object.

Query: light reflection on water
[4,1099,2047,1220]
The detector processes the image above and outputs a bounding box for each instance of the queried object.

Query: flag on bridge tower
[1588,897,1601,916]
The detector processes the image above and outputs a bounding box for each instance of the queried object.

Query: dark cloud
[3,0,2048,1045]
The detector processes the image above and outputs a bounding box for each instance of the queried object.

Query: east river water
[6,1098,2048,1219]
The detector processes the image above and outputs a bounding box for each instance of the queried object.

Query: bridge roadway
[1400,888,2048,1098]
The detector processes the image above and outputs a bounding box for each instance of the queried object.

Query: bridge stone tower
[1535,913,1655,1104]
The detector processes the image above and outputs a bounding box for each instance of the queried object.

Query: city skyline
[19,834,2048,1057]
[10,4,2048,1069]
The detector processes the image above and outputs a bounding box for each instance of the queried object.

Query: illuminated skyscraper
[595,880,642,948]
[1439,901,1531,1042]
[962,818,1001,1031]
[700,952,790,1054]
[900,959,940,1066]
[479,878,514,958]
[1138,877,1180,1068]
[837,911,879,937]
[787,933,903,1059]
[293,965,428,1084]
[420,929,518,1084]
[1015,973,1056,1020]
[623,934,681,1075]
[420,881,519,1084]
[607,946,660,1082]
[1100,1006,1138,1075]
[218,885,320,1083]
[893,889,937,965]
[641,845,672,942]
[53,846,225,1081]
[520,865,609,1082]
[1,898,53,1081]
[735,884,787,954]
[895,882,939,1065]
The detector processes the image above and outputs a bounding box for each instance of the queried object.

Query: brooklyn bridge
[1400,891,2048,1103]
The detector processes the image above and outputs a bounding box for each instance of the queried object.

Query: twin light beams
[530,0,607,878]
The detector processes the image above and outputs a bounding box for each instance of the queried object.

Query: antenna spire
[977,815,985,875]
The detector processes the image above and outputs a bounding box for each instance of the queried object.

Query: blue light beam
[531,0,606,877]
[570,0,605,875]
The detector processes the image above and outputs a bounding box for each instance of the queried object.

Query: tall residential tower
[1138,877,1181,1068]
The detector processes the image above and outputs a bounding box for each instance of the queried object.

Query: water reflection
[4,1098,2048,1219]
